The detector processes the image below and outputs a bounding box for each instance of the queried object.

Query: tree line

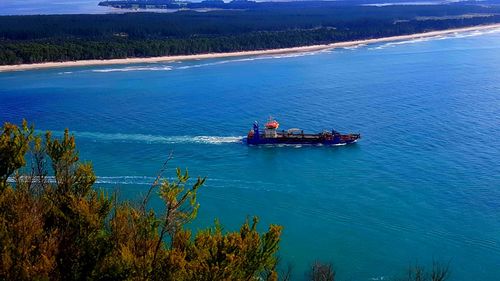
[1,5,500,65]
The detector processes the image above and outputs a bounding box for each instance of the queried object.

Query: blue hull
[245,134,360,145]
[245,120,360,146]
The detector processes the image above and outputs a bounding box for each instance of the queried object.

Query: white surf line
[369,25,500,50]
[1,23,500,72]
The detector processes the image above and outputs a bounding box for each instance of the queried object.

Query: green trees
[0,121,282,281]
[1,6,500,65]
[0,120,32,188]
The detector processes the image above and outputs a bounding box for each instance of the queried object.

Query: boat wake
[7,175,155,185]
[41,130,244,145]
[7,176,287,192]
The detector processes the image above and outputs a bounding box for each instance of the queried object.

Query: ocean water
[0,0,113,15]
[0,0,198,15]
[1,29,500,280]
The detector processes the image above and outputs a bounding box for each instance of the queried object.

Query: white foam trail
[8,176,155,185]
[333,143,348,146]
[343,43,367,50]
[84,49,323,73]
[369,27,500,50]
[43,130,244,145]
[92,65,172,73]
[95,176,156,185]
[7,177,291,195]
[192,136,244,144]
[370,36,436,50]
[58,71,74,75]
[33,176,155,185]
[177,52,318,70]
[55,27,500,74]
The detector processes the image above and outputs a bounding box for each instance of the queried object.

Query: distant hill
[97,0,471,10]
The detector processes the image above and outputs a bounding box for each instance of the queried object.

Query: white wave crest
[43,130,244,145]
[343,43,367,50]
[177,52,318,70]
[81,50,323,73]
[370,36,436,50]
[370,27,500,50]
[92,65,172,73]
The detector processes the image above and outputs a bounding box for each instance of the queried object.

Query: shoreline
[1,23,499,73]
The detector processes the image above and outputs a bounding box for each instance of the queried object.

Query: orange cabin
[265,120,279,129]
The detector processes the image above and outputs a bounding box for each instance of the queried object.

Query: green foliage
[1,5,500,65]
[0,121,282,281]
[0,120,33,189]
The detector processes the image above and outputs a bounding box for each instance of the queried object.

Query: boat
[245,118,360,145]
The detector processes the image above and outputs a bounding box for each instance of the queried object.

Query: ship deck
[275,133,324,139]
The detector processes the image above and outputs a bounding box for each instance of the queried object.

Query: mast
[253,121,260,141]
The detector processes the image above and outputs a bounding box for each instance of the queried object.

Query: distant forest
[1,4,500,65]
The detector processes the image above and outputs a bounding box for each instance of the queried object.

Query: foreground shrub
[0,121,282,281]
[0,120,451,281]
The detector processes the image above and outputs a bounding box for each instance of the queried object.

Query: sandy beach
[1,23,499,73]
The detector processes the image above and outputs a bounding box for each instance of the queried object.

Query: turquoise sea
[1,29,500,280]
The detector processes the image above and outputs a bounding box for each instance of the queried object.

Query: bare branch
[141,150,173,213]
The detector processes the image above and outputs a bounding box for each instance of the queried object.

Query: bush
[0,120,282,281]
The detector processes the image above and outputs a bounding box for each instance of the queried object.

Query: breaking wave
[177,52,319,70]
[42,130,244,145]
[60,27,500,74]
[343,43,367,50]
[57,71,74,75]
[91,65,173,73]
[370,27,500,50]
[83,52,320,73]
[370,36,439,50]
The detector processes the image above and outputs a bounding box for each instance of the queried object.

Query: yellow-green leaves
[0,121,282,281]
[0,120,33,189]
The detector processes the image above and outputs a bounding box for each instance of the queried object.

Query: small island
[99,0,258,10]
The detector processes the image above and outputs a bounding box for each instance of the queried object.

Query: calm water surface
[1,29,500,280]
[0,0,113,15]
